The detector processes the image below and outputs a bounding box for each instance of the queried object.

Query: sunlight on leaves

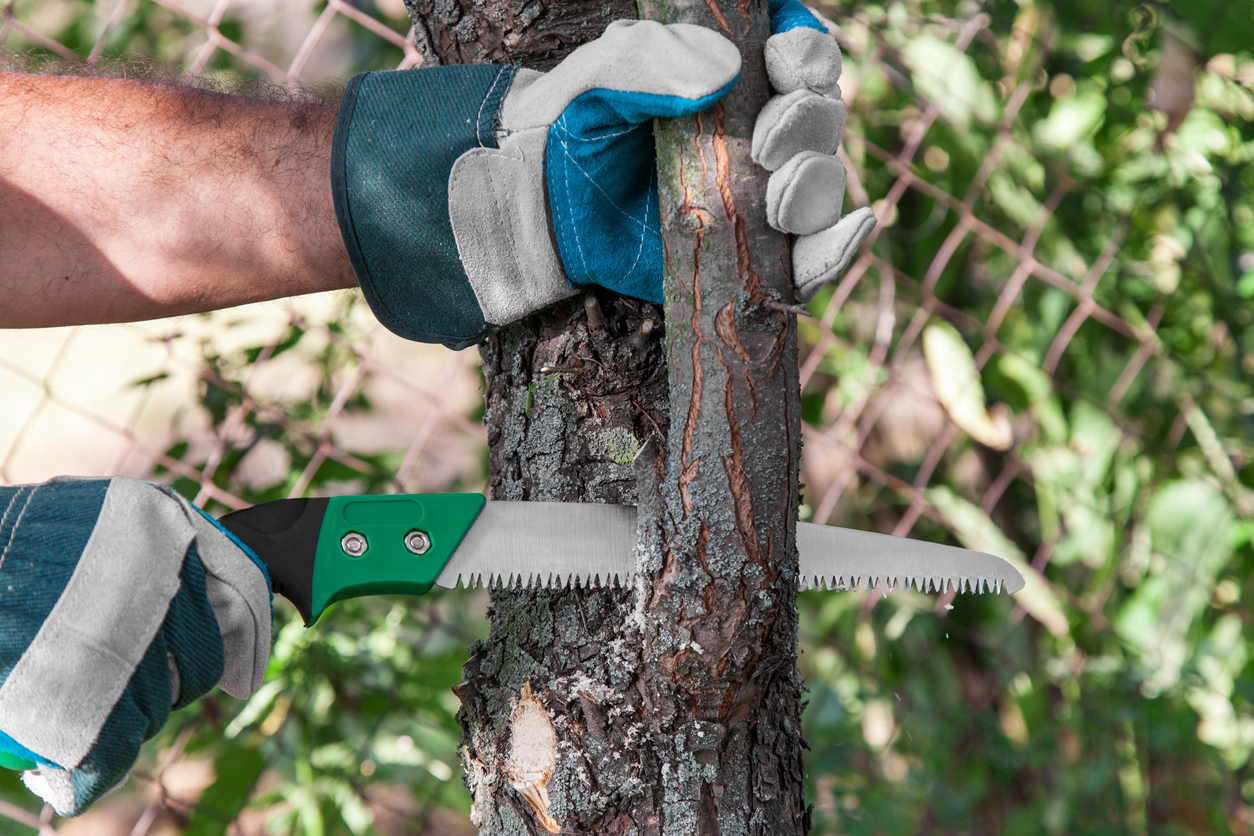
[922,321,1013,450]
[1115,481,1238,695]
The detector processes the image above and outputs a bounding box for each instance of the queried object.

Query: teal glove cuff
[331,65,519,350]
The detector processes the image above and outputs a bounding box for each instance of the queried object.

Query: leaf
[1115,480,1239,693]
[1033,83,1107,150]
[922,322,1013,450]
[127,371,171,388]
[331,779,376,835]
[1187,614,1254,767]
[1066,33,1114,63]
[1026,404,1123,568]
[1161,0,1254,57]
[181,744,265,836]
[926,486,1070,636]
[987,171,1044,230]
[1029,444,1116,568]
[224,678,284,739]
[996,353,1068,442]
[901,35,997,129]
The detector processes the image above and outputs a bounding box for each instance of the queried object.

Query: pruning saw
[215,493,1025,626]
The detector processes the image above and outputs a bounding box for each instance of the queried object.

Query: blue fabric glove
[0,477,272,816]
[332,0,872,349]
[333,19,740,348]
[768,0,828,32]
[552,0,875,303]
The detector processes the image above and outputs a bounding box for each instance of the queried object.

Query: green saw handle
[221,493,485,625]
[0,750,35,772]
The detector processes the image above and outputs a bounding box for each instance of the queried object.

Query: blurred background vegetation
[0,0,1252,833]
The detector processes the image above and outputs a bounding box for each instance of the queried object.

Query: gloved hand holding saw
[332,0,875,348]
[0,477,271,816]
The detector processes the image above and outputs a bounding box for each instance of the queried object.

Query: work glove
[756,0,878,301]
[0,477,272,816]
[332,0,875,349]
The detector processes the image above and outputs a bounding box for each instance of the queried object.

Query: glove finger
[501,20,742,130]
[752,89,847,171]
[168,491,272,700]
[22,625,177,816]
[766,151,847,235]
[793,206,877,302]
[765,26,843,96]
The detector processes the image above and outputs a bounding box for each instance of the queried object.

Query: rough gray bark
[404,0,638,71]
[401,1,806,833]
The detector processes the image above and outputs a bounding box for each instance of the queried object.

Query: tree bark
[636,1,806,834]
[401,1,805,833]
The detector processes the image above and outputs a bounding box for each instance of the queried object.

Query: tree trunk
[401,1,805,833]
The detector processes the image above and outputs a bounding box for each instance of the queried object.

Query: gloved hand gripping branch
[0,477,272,816]
[332,0,876,349]
[0,3,875,818]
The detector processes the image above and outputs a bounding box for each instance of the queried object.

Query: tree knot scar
[505,682,560,833]
[711,103,762,299]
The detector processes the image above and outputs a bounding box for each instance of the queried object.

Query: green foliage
[181,744,265,836]
[797,0,1254,831]
[2,0,1252,832]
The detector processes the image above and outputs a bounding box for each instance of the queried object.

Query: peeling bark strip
[402,1,805,833]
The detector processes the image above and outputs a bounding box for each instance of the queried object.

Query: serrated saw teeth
[455,573,1009,594]
[451,571,640,590]
[799,575,1013,595]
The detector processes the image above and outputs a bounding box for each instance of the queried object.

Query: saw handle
[220,498,329,625]
[220,494,486,626]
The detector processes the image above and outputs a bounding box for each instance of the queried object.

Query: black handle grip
[220,498,329,626]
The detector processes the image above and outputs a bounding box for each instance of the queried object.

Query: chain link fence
[1,0,1252,832]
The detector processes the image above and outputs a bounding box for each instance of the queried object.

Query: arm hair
[0,56,357,328]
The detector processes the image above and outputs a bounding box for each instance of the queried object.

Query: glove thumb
[794,206,877,302]
[501,19,742,129]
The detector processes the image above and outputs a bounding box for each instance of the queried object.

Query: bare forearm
[0,72,356,328]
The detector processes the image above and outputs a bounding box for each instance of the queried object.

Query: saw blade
[435,502,1023,594]
[796,522,1024,594]
[434,501,637,589]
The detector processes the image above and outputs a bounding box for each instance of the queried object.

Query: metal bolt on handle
[404,530,431,555]
[341,531,368,557]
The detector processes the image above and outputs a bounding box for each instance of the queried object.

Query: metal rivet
[404,530,431,555]
[341,531,367,557]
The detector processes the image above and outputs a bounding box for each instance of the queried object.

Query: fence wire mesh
[1,0,1252,832]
